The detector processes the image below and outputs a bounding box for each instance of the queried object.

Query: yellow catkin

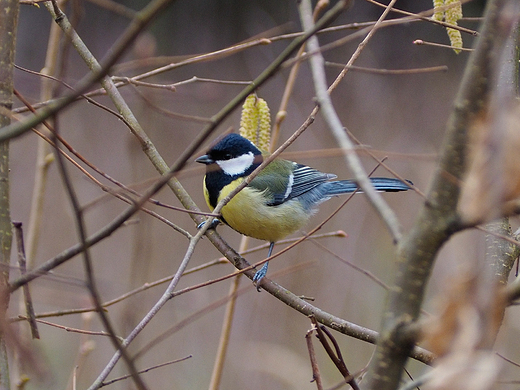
[239,94,259,142]
[445,0,463,20]
[432,0,445,21]
[256,98,271,151]
[431,0,463,54]
[239,94,271,150]
[445,0,463,54]
[447,27,463,54]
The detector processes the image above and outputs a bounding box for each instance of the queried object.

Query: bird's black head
[196,134,264,207]
[196,133,263,176]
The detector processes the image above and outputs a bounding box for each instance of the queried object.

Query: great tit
[196,133,411,285]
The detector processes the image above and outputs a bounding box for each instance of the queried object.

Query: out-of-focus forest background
[7,0,520,389]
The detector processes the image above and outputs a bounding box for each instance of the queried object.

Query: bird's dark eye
[223,153,233,160]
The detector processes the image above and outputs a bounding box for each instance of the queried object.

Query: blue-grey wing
[266,164,335,206]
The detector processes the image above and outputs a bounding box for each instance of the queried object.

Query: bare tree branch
[300,0,404,243]
[364,1,516,388]
[0,0,18,386]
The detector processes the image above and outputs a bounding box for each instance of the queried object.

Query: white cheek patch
[217,152,255,176]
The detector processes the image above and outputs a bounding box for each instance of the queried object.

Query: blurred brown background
[11,1,518,389]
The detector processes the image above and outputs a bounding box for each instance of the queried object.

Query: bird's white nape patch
[217,151,255,176]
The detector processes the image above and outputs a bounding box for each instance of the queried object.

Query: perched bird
[196,133,411,286]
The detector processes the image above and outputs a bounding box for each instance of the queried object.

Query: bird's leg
[252,242,274,290]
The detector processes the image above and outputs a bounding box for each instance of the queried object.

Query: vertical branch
[0,0,18,387]
[13,223,39,340]
[483,5,520,289]
[299,0,404,243]
[14,9,61,384]
[208,274,241,390]
[305,327,324,390]
[25,8,62,267]
[51,130,148,390]
[481,6,520,344]
[364,1,514,389]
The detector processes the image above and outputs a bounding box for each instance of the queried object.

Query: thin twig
[87,217,214,390]
[14,89,193,239]
[12,13,467,115]
[325,62,449,75]
[345,130,426,199]
[309,239,389,290]
[306,326,324,390]
[134,261,315,359]
[208,273,242,390]
[65,313,96,390]
[310,316,360,390]
[13,223,39,339]
[84,0,137,19]
[13,65,133,126]
[413,39,473,51]
[0,0,179,141]
[17,317,121,339]
[366,0,478,36]
[300,0,405,243]
[99,356,193,387]
[111,76,177,90]
[23,9,62,273]
[397,374,430,390]
[130,87,213,123]
[9,231,342,323]
[172,76,252,87]
[48,38,148,390]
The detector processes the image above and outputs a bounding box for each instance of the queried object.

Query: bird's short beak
[195,154,214,165]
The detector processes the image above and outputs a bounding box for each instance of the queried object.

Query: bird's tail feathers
[324,177,412,196]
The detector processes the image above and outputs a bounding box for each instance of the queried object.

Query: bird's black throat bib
[204,162,260,209]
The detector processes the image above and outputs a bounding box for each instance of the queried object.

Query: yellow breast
[205,178,310,243]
